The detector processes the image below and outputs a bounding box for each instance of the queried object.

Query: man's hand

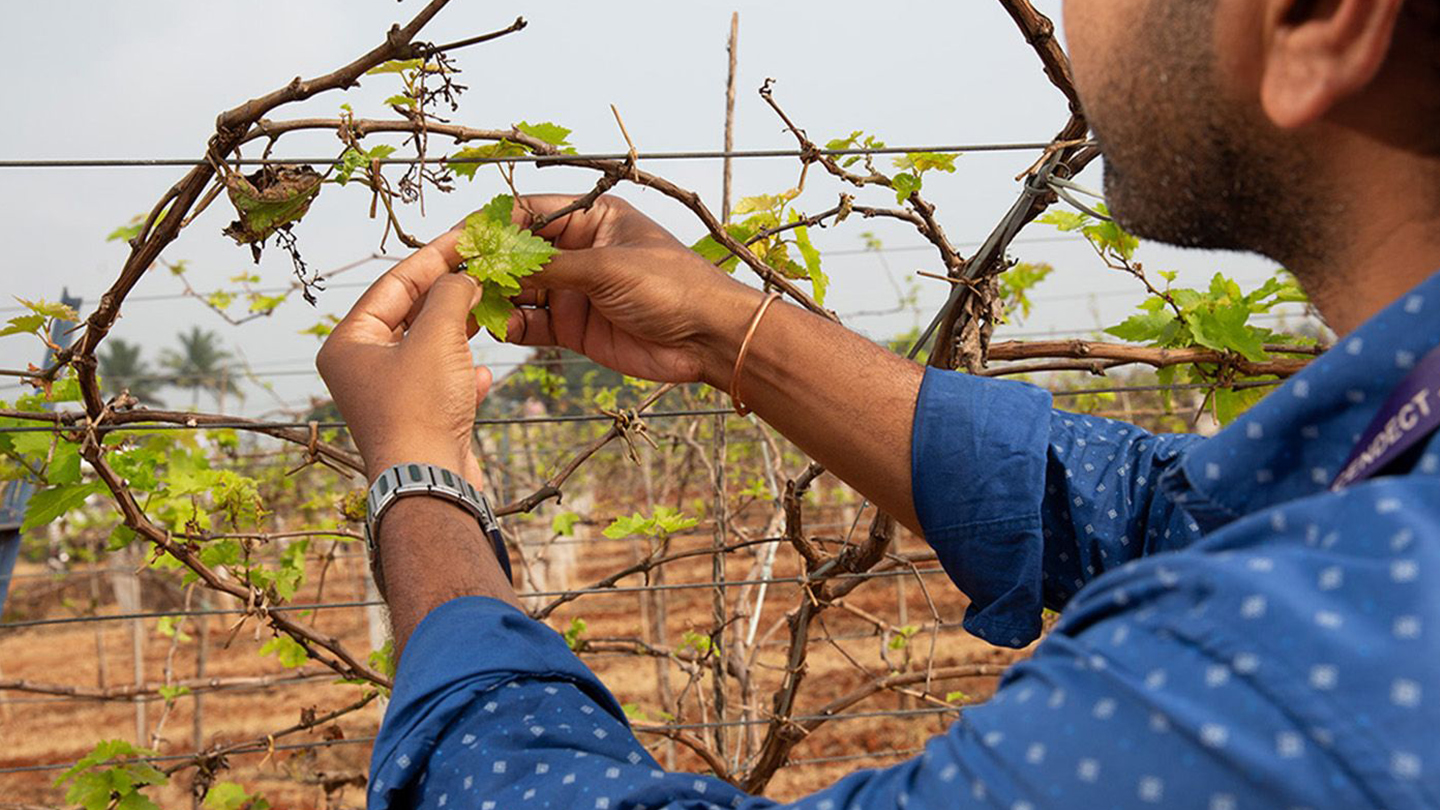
[316,230,491,485]
[503,193,924,533]
[502,194,763,390]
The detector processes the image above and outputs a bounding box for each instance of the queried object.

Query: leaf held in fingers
[456,194,558,339]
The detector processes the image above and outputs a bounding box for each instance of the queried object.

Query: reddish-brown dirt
[1,512,1030,808]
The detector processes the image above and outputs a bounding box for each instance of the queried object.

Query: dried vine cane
[729,292,782,417]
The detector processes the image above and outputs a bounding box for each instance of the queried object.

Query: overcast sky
[0,1,1284,415]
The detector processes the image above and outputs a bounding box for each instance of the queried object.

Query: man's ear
[1259,0,1406,128]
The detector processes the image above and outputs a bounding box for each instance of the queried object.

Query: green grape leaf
[369,640,397,679]
[366,58,423,75]
[114,788,162,810]
[1105,311,1176,343]
[471,280,518,340]
[259,635,309,668]
[690,223,756,273]
[64,772,114,810]
[204,782,269,810]
[0,313,44,338]
[516,121,573,149]
[603,513,650,539]
[46,442,81,485]
[22,481,103,532]
[1039,210,1090,232]
[552,511,581,537]
[447,141,529,179]
[892,172,922,203]
[456,195,557,339]
[384,94,417,108]
[563,617,587,650]
[893,152,957,173]
[156,616,193,642]
[16,297,79,321]
[790,213,827,305]
[157,685,192,702]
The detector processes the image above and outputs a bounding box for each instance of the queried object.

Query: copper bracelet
[729,292,783,416]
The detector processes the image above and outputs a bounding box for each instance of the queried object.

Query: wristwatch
[363,462,513,594]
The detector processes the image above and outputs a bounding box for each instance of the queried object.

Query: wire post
[721,12,739,223]
[710,411,729,763]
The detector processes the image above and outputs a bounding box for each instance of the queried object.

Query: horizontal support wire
[0,736,376,775]
[0,709,968,775]
[0,568,949,630]
[0,141,1091,170]
[0,379,1288,433]
[0,408,734,434]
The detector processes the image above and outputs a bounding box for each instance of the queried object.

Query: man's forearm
[700,285,925,535]
[377,497,520,657]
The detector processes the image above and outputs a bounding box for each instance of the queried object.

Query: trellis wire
[0,567,950,631]
[0,708,963,776]
[0,379,1287,434]
[0,140,1092,170]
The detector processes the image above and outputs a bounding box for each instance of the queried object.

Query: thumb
[408,272,482,345]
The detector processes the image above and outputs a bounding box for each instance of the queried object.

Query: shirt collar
[1162,268,1440,531]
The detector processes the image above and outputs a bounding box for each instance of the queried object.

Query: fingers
[504,306,557,347]
[474,365,493,404]
[331,229,464,344]
[511,194,618,249]
[408,273,482,346]
[518,247,609,294]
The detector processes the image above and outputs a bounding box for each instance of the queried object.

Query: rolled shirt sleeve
[910,368,1203,647]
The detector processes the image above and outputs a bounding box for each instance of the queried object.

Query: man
[317,0,1440,806]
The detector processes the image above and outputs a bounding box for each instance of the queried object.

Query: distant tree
[161,327,238,408]
[97,338,165,406]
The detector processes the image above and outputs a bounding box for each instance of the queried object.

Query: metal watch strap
[363,462,513,591]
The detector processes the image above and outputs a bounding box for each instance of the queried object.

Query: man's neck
[1286,146,1440,336]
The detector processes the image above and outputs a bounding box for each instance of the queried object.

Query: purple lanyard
[1330,344,1440,491]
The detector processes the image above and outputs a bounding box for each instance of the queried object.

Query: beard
[1085,1,1331,276]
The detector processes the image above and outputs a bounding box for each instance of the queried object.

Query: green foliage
[334,144,397,186]
[156,615,192,643]
[691,190,829,302]
[520,365,568,399]
[824,130,886,168]
[259,635,309,668]
[107,214,148,243]
[678,629,712,657]
[447,141,529,180]
[602,506,698,540]
[887,624,919,650]
[551,511,581,537]
[1104,272,1307,363]
[944,690,971,704]
[157,684,192,703]
[562,617,588,650]
[997,262,1054,323]
[55,740,167,810]
[203,781,270,810]
[1040,206,1138,263]
[456,194,558,339]
[23,482,103,532]
[369,640,397,680]
[516,121,575,151]
[0,313,44,338]
[365,58,424,75]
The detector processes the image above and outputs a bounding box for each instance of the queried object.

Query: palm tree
[97,339,165,406]
[161,327,238,409]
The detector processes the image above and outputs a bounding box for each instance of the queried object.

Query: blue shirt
[369,271,1440,809]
